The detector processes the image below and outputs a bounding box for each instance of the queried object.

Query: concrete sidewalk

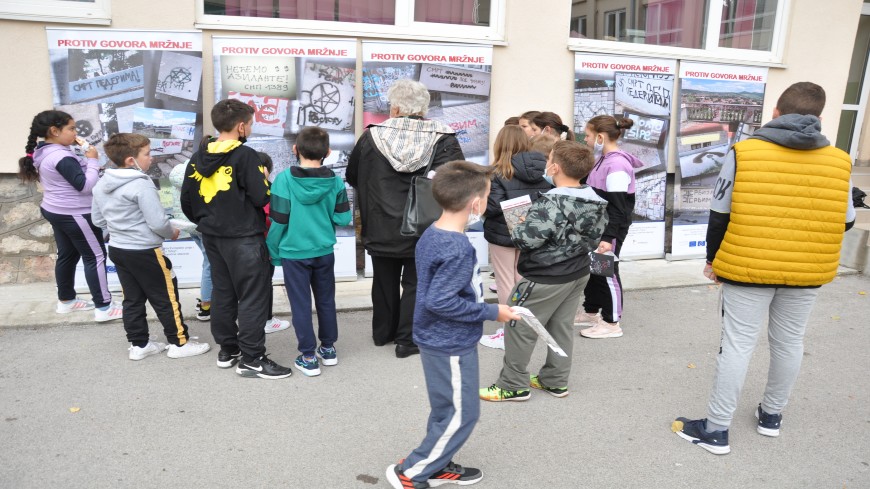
[0,258,859,329]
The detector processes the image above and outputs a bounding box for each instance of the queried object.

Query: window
[719,0,778,50]
[604,9,627,42]
[568,0,789,64]
[571,15,587,38]
[198,0,505,43]
[0,0,111,25]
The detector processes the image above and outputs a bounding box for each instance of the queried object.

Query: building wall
[0,0,863,283]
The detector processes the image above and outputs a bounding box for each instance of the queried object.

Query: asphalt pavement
[1,273,868,488]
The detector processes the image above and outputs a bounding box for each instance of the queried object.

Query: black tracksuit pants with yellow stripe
[109,246,188,347]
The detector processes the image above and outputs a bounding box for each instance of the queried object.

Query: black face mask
[239,124,248,144]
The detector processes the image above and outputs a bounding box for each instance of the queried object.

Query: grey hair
[387,79,431,116]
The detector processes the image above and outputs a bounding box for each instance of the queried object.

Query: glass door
[838,3,870,159]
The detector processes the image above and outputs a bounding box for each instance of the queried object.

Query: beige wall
[490,0,574,145]
[0,0,197,174]
[764,0,863,144]
[0,0,865,174]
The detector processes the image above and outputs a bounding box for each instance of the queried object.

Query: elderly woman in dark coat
[347,79,464,358]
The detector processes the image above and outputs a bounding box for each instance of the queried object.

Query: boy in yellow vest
[672,82,857,455]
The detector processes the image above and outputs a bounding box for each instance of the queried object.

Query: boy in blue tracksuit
[386,161,520,489]
[266,127,351,377]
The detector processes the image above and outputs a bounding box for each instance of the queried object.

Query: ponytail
[587,115,634,141]
[18,110,73,183]
[532,112,575,142]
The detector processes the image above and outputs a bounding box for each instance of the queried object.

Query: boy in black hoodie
[180,99,292,379]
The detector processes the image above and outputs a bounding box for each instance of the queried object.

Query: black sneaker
[236,354,292,379]
[428,461,483,486]
[755,404,782,437]
[672,417,730,455]
[216,349,240,368]
[195,298,210,321]
[386,463,430,489]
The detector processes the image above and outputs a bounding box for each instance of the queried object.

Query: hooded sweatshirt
[483,151,554,247]
[180,139,270,238]
[346,117,464,257]
[34,142,101,215]
[511,186,609,285]
[91,168,174,250]
[706,114,857,282]
[266,166,351,262]
[586,150,645,244]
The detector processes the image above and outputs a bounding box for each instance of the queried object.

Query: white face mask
[593,137,604,157]
[466,198,482,228]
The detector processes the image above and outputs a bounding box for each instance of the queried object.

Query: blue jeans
[190,234,212,303]
[281,254,338,357]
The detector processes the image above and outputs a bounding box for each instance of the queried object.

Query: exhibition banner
[362,41,493,164]
[213,37,358,279]
[47,29,207,289]
[671,62,768,258]
[573,54,676,259]
[362,41,493,268]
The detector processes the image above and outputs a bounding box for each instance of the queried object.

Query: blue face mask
[543,164,554,186]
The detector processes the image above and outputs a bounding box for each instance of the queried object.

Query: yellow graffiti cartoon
[189,165,233,203]
[259,165,271,196]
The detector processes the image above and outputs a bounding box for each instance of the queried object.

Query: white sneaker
[56,298,94,314]
[479,328,505,350]
[167,340,211,359]
[129,341,169,361]
[95,302,123,322]
[264,317,290,334]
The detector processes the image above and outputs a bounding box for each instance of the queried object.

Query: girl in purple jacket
[576,115,644,339]
[19,110,121,322]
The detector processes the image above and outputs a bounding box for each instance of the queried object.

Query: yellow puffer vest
[712,139,851,286]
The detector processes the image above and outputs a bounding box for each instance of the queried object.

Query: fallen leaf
[687,363,696,369]
[859,291,866,296]
[831,315,841,320]
[671,420,684,432]
[69,407,80,413]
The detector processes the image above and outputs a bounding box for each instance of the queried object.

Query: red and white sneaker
[479,328,505,350]
[95,302,123,323]
[56,298,95,314]
[264,317,290,334]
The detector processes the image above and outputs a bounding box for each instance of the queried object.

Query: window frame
[568,0,791,67]
[604,9,627,42]
[0,0,111,25]
[195,0,507,45]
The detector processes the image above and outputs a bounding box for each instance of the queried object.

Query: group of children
[388,110,642,487]
[21,99,349,380]
[22,99,638,488]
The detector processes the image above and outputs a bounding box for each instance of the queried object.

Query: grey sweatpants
[497,276,588,391]
[707,283,820,428]
[402,347,480,482]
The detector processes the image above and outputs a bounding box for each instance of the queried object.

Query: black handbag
[400,142,443,237]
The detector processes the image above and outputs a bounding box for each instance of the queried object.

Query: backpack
[854,187,869,209]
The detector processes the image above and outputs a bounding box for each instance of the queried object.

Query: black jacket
[347,128,464,257]
[483,151,553,247]
[180,140,269,238]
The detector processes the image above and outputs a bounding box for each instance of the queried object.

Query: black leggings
[41,208,112,308]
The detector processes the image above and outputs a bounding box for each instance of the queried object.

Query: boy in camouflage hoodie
[481,140,608,401]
